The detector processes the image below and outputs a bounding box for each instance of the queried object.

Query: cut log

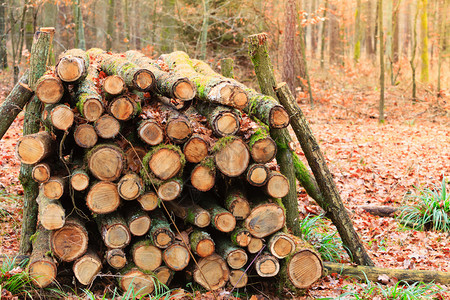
[247,236,264,254]
[190,230,215,258]
[159,104,192,144]
[162,51,248,109]
[76,62,104,122]
[224,189,250,220]
[125,50,196,101]
[37,190,65,230]
[51,217,89,262]
[165,201,211,228]
[15,131,54,165]
[41,176,66,200]
[265,171,289,199]
[255,252,280,277]
[216,237,248,269]
[86,181,120,214]
[193,253,229,291]
[87,144,125,181]
[118,263,154,296]
[118,172,144,200]
[103,75,125,96]
[137,190,159,211]
[246,164,269,187]
[131,240,162,271]
[200,200,236,233]
[268,232,296,259]
[157,178,183,201]
[96,212,131,249]
[108,95,141,121]
[125,203,151,236]
[70,169,90,191]
[74,124,98,148]
[157,95,192,111]
[230,225,252,247]
[42,104,74,131]
[196,102,241,137]
[163,242,190,271]
[105,248,127,269]
[137,119,164,146]
[28,226,57,288]
[32,163,51,183]
[142,145,185,181]
[35,72,64,104]
[213,137,250,177]
[56,48,89,83]
[183,135,210,163]
[245,199,285,238]
[73,249,102,285]
[280,235,323,289]
[359,205,399,217]
[229,269,248,288]
[97,52,156,92]
[124,146,147,174]
[191,157,215,192]
[149,211,175,249]
[153,265,175,286]
[94,114,121,139]
[246,119,277,163]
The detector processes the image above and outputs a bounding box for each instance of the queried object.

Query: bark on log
[131,239,162,271]
[162,51,248,109]
[246,164,269,187]
[323,262,450,285]
[0,71,33,140]
[200,199,236,233]
[125,50,196,101]
[213,137,250,177]
[137,190,159,211]
[35,71,64,104]
[245,198,285,238]
[86,181,120,214]
[190,229,215,257]
[165,201,211,228]
[268,232,296,259]
[265,171,290,199]
[32,163,51,183]
[118,263,155,296]
[19,28,55,255]
[191,157,216,192]
[359,205,398,217]
[42,104,74,131]
[28,226,57,288]
[149,211,175,249]
[96,212,131,249]
[37,190,65,230]
[106,248,127,269]
[124,203,151,236]
[16,131,54,165]
[56,48,89,83]
[162,242,190,271]
[41,176,66,200]
[137,119,164,146]
[75,61,104,122]
[86,144,125,181]
[245,118,277,163]
[74,124,98,148]
[224,189,250,220]
[195,102,241,137]
[94,114,120,139]
[193,253,230,291]
[51,216,89,261]
[70,168,90,191]
[275,82,374,266]
[230,225,252,247]
[216,236,248,269]
[118,172,144,201]
[255,252,280,277]
[73,249,102,285]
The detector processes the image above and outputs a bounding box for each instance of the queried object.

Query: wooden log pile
[16,48,323,294]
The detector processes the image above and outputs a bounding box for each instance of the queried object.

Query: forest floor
[0,62,449,299]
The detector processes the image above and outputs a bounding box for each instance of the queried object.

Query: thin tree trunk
[106,0,115,51]
[374,0,379,55]
[320,0,328,68]
[310,0,318,59]
[161,0,176,53]
[403,1,412,57]
[354,0,362,63]
[197,0,209,60]
[420,0,429,82]
[0,0,7,69]
[24,0,34,51]
[437,0,448,96]
[392,0,400,63]
[283,0,296,93]
[365,0,375,58]
[19,28,55,255]
[410,1,419,101]
[73,0,85,50]
[378,0,385,123]
[124,0,130,49]
[329,4,342,65]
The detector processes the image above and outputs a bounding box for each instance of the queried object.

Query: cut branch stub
[86,181,120,214]
[214,137,250,177]
[51,217,89,262]
[15,131,54,165]
[87,144,125,181]
[74,124,98,148]
[56,49,89,83]
[94,114,120,139]
[35,72,64,104]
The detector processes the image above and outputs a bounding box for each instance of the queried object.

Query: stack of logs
[15,48,323,295]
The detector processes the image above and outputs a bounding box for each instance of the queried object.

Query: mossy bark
[148,210,175,249]
[220,58,234,78]
[76,63,104,122]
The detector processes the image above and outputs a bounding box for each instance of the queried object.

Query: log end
[191,165,215,192]
[173,79,196,101]
[157,179,182,201]
[287,250,323,289]
[183,136,209,163]
[82,98,104,122]
[129,215,151,236]
[86,182,120,214]
[95,114,121,139]
[251,137,277,164]
[134,69,155,91]
[36,77,64,104]
[56,56,85,83]
[133,243,162,271]
[74,124,98,148]
[215,138,250,177]
[196,239,215,258]
[29,260,57,288]
[163,244,190,271]
[137,191,159,211]
[270,105,290,129]
[104,75,125,95]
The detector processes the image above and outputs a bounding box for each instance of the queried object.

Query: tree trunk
[366,0,375,58]
[86,181,120,214]
[96,212,131,249]
[0,0,7,69]
[320,0,329,68]
[392,0,400,64]
[197,0,209,60]
[410,3,419,101]
[131,239,162,271]
[24,0,34,51]
[437,0,448,95]
[19,28,54,255]
[106,0,115,51]
[378,0,385,123]
[329,4,342,65]
[73,250,102,285]
[28,226,57,288]
[275,82,374,266]
[420,0,429,82]
[220,58,234,78]
[283,0,297,93]
[73,0,85,50]
[51,217,89,261]
[354,0,362,62]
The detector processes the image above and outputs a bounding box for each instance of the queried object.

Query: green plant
[299,214,348,262]
[0,255,33,297]
[398,177,449,232]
